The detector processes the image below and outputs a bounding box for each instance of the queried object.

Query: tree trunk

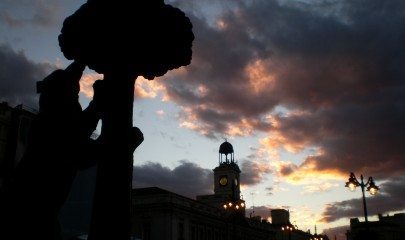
[88,72,136,240]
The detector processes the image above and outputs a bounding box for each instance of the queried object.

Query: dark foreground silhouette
[1,62,103,239]
[0,62,144,240]
[58,1,193,239]
[1,0,192,239]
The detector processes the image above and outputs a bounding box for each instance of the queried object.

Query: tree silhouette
[58,0,194,239]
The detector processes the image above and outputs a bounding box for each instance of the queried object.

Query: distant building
[346,213,405,240]
[271,209,290,226]
[269,209,325,240]
[132,141,318,240]
[132,140,271,240]
[0,102,36,190]
[132,187,272,240]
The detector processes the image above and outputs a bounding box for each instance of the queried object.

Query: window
[178,222,185,240]
[142,222,151,240]
[190,225,196,240]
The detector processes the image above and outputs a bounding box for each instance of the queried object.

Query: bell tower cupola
[214,140,241,201]
[219,140,234,164]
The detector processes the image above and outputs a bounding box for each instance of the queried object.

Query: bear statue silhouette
[0,62,127,240]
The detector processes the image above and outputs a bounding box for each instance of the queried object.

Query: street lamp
[222,200,245,211]
[281,225,294,240]
[223,199,245,240]
[345,172,380,223]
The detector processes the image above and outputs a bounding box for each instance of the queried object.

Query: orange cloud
[178,107,209,135]
[79,73,103,98]
[259,110,315,154]
[144,66,188,101]
[260,132,308,154]
[135,76,166,99]
[271,159,345,185]
[216,19,227,30]
[135,66,189,100]
[79,74,167,100]
[245,59,276,94]
[196,84,209,98]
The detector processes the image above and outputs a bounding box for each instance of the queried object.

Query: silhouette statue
[58,1,194,239]
[0,62,109,240]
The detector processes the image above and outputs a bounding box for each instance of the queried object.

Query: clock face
[219,176,228,186]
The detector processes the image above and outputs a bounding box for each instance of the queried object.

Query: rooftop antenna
[250,192,255,216]
[224,138,228,162]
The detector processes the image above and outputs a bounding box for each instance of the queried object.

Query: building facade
[0,102,36,190]
[132,187,271,240]
[346,213,405,240]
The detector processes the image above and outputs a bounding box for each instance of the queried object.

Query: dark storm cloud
[162,12,274,135]
[0,44,54,107]
[275,102,405,178]
[165,0,405,177]
[0,0,60,28]
[132,161,213,198]
[279,163,297,177]
[240,160,271,186]
[321,177,405,223]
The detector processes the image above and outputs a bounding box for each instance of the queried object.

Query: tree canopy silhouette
[58,0,194,79]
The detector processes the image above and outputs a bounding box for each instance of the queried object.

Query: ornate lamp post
[345,172,380,223]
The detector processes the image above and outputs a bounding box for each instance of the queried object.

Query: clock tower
[197,140,245,213]
[214,141,241,200]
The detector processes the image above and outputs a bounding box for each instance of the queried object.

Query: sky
[1,0,405,239]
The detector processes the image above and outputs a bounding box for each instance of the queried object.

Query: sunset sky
[1,0,405,239]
